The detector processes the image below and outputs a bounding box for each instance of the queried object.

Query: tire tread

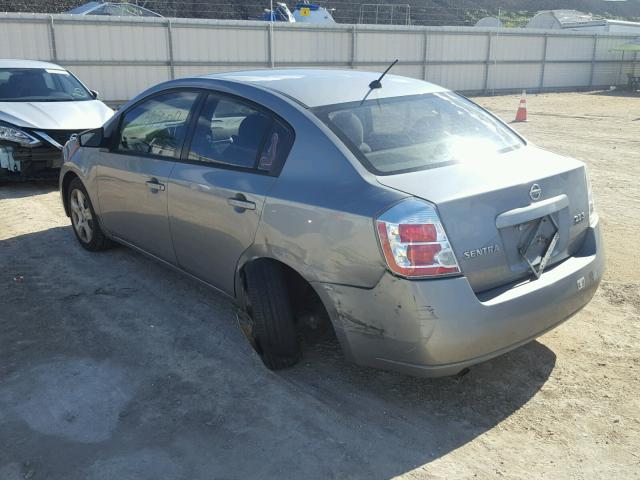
[245,261,300,370]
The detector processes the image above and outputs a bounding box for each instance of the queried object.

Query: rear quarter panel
[246,111,406,289]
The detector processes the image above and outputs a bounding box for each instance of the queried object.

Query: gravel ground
[0,91,638,479]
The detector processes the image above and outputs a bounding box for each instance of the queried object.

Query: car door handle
[227,197,256,211]
[145,179,166,192]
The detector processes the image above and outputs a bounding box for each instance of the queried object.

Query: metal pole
[588,35,597,88]
[48,15,58,62]
[350,24,357,68]
[268,0,274,69]
[166,19,175,80]
[492,28,498,95]
[483,31,492,93]
[617,51,624,86]
[538,34,548,93]
[268,23,275,68]
[422,29,429,80]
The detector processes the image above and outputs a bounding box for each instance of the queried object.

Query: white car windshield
[0,68,92,102]
[313,92,524,175]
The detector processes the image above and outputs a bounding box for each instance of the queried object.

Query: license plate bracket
[518,215,559,279]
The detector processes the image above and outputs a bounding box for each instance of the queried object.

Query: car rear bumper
[313,219,604,377]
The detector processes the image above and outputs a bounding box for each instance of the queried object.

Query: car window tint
[0,68,92,102]
[188,95,273,169]
[43,73,56,90]
[118,91,198,158]
[315,92,524,175]
[50,71,88,99]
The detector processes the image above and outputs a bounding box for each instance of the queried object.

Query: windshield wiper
[360,59,398,105]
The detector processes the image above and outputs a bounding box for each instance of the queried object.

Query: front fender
[59,146,102,218]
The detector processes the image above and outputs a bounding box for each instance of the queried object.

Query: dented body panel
[314,221,603,377]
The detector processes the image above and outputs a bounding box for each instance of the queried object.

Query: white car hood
[0,100,113,130]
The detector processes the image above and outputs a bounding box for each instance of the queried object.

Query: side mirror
[78,127,104,148]
[90,90,100,100]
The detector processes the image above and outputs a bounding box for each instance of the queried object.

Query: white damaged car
[0,59,113,180]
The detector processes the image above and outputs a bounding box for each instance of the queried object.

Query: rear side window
[117,90,198,158]
[256,120,290,172]
[187,94,293,173]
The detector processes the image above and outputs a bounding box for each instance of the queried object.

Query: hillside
[2,0,640,25]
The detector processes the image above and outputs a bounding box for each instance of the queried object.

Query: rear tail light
[376,198,460,278]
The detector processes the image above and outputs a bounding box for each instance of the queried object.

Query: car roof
[0,59,66,70]
[201,69,447,108]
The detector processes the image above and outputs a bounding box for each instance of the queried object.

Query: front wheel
[243,260,300,370]
[67,177,112,252]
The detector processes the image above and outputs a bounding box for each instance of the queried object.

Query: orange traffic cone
[514,90,527,122]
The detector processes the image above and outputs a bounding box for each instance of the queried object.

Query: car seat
[222,113,271,167]
[330,111,371,154]
[14,72,50,98]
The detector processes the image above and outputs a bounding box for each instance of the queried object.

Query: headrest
[331,111,364,146]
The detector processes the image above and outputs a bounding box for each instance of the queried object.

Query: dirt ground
[0,91,638,479]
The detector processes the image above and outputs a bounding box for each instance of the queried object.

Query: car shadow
[0,181,58,199]
[280,334,555,477]
[0,222,556,480]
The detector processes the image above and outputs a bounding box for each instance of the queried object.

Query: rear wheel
[68,177,112,251]
[243,260,300,370]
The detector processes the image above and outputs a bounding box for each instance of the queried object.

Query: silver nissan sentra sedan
[59,69,604,377]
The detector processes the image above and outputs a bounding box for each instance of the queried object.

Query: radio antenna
[368,59,398,90]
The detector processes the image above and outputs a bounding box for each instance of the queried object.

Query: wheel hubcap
[70,189,93,243]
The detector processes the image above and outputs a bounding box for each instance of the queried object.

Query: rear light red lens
[375,198,460,278]
[406,244,440,265]
[399,224,437,243]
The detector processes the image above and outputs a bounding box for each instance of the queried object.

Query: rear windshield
[0,68,92,102]
[312,92,524,175]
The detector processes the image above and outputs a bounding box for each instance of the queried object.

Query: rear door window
[117,90,199,159]
[187,93,294,173]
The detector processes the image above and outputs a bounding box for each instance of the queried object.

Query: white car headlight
[0,122,41,147]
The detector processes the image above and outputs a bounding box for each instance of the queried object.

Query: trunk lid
[376,145,590,292]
